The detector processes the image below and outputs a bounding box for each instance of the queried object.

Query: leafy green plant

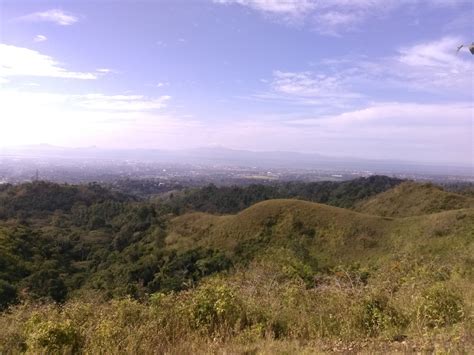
[188,280,243,334]
[357,296,406,337]
[25,315,79,353]
[417,285,464,328]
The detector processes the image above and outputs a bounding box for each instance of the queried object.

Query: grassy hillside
[0,179,473,353]
[168,198,474,269]
[355,181,474,217]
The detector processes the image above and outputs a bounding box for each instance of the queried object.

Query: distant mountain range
[1,144,472,176]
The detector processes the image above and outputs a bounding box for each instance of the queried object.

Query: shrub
[417,285,464,328]
[0,280,17,310]
[86,298,148,351]
[357,296,406,337]
[188,280,243,334]
[25,315,79,353]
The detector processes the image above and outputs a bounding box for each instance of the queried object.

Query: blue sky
[0,0,472,165]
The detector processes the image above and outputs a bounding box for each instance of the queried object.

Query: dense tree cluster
[168,175,403,214]
[0,181,130,219]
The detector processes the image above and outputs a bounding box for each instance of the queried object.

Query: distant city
[1,145,472,189]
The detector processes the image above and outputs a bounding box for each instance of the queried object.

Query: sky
[0,0,473,165]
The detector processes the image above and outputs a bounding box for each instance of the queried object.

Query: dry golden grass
[355,182,474,217]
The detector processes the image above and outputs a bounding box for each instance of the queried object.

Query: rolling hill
[355,181,474,217]
[0,179,473,353]
[168,197,474,269]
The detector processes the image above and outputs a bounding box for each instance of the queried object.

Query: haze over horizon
[1,0,473,166]
[1,143,473,169]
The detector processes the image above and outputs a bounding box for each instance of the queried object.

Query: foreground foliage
[1,257,472,353]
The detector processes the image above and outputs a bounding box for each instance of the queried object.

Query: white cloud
[213,0,464,34]
[237,35,472,163]
[33,35,48,42]
[271,70,361,99]
[289,102,472,128]
[17,9,78,26]
[214,0,315,16]
[0,88,470,164]
[390,36,473,91]
[253,70,363,109]
[397,36,469,70]
[0,44,98,80]
[209,102,472,164]
[96,68,112,73]
[251,70,366,112]
[318,11,359,27]
[0,89,177,147]
[261,36,473,106]
[214,0,390,30]
[283,102,473,163]
[76,94,171,111]
[370,36,473,92]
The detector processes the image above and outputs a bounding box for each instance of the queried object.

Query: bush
[23,269,68,302]
[87,298,147,351]
[418,285,464,328]
[0,280,17,310]
[357,296,406,337]
[25,315,79,353]
[188,280,243,334]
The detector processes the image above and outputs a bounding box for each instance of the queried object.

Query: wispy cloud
[0,89,185,148]
[213,0,465,34]
[214,101,472,164]
[17,9,78,26]
[96,68,114,74]
[258,36,472,107]
[253,70,363,109]
[0,44,100,80]
[397,36,468,68]
[76,94,171,111]
[33,35,48,43]
[313,0,407,33]
[366,36,473,92]
[271,70,361,99]
[237,35,473,163]
[392,36,472,91]
[213,0,315,17]
[213,0,388,31]
[0,88,470,164]
[288,102,472,128]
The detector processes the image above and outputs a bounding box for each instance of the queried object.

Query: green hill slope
[1,180,473,353]
[355,181,474,217]
[165,175,403,214]
[0,181,130,219]
[168,198,474,269]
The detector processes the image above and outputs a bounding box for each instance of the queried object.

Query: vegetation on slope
[355,181,474,217]
[0,178,473,353]
[167,198,474,270]
[166,175,403,214]
[0,181,130,219]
